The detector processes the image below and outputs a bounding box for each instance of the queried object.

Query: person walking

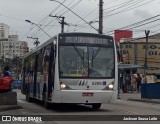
[0,72,14,93]
[141,74,146,84]
[136,73,142,93]
[131,74,137,93]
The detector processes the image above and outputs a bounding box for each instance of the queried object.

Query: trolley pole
[144,30,150,76]
[99,0,103,34]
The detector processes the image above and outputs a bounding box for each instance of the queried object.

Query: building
[0,35,28,59]
[0,23,9,39]
[120,36,160,74]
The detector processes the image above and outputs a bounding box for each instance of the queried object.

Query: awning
[118,64,142,70]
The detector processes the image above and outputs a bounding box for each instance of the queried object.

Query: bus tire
[43,92,50,109]
[92,103,101,110]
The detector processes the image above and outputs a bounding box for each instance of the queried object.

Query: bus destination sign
[61,36,113,45]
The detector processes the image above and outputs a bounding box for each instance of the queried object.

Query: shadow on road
[25,98,111,112]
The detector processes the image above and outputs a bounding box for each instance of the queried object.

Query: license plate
[82,92,93,96]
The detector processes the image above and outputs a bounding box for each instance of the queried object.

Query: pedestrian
[125,74,131,92]
[0,72,14,93]
[131,74,137,93]
[152,73,157,83]
[141,74,146,84]
[136,73,141,93]
[4,66,12,77]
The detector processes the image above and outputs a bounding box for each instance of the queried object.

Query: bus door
[33,53,38,98]
[47,44,56,100]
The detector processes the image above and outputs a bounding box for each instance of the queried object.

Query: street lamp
[50,0,99,33]
[25,20,51,38]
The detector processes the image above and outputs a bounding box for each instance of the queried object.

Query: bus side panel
[110,39,118,103]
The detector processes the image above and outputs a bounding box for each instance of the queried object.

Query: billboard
[120,41,160,74]
[114,30,133,42]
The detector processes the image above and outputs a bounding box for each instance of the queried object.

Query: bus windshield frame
[58,33,115,79]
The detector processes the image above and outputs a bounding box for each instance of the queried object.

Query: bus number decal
[92,81,106,85]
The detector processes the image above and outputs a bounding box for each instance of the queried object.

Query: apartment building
[0,35,29,59]
[0,23,9,39]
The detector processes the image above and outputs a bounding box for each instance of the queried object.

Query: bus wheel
[92,103,101,110]
[43,92,50,109]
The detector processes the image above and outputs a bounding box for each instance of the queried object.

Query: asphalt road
[0,89,160,124]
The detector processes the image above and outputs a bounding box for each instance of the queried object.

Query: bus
[21,32,118,109]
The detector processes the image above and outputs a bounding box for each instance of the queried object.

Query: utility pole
[99,0,103,34]
[49,15,65,33]
[27,36,39,47]
[144,30,150,75]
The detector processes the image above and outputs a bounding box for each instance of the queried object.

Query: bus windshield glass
[59,45,114,78]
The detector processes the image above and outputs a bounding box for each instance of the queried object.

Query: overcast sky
[0,0,160,48]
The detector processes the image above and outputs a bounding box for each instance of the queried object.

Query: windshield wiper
[72,44,84,60]
[92,47,101,60]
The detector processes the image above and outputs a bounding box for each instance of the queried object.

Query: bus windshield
[59,45,114,78]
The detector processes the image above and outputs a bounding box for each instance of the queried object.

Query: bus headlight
[108,84,114,89]
[103,82,114,90]
[60,82,71,90]
[60,83,66,89]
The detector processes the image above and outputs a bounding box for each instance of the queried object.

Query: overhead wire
[39,0,82,37]
[104,0,155,19]
[28,0,82,39]
[25,0,67,39]
[68,0,155,33]
[105,14,160,35]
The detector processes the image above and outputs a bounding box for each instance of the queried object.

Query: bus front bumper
[60,90,116,104]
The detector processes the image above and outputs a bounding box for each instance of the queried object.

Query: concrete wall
[0,92,17,105]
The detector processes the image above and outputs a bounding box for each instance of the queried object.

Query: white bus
[21,33,118,109]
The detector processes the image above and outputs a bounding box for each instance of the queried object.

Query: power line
[104,0,137,13]
[104,0,155,19]
[105,14,160,35]
[27,0,82,39]
[50,0,98,33]
[0,13,24,22]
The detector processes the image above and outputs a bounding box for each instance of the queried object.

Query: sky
[0,0,160,48]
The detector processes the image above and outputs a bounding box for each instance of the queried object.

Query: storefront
[118,64,142,93]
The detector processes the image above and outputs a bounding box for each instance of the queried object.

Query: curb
[0,105,23,112]
[127,98,160,104]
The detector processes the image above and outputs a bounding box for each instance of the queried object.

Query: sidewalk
[0,90,23,112]
[119,92,160,104]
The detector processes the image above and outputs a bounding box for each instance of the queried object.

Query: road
[0,89,160,124]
